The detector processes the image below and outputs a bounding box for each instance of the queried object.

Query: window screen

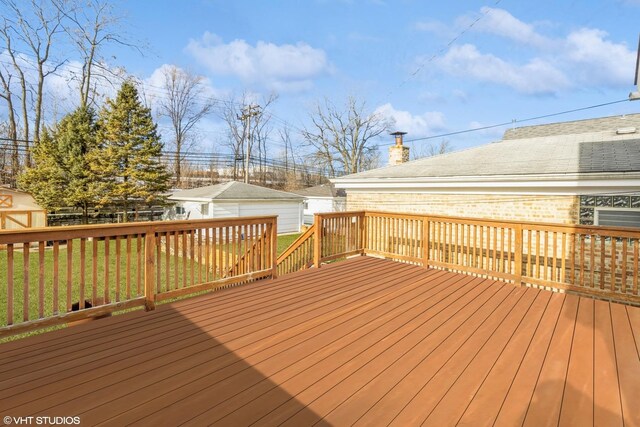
[201,203,209,216]
[596,210,640,228]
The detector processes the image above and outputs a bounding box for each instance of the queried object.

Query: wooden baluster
[52,241,59,316]
[126,235,132,298]
[116,236,121,301]
[22,242,30,321]
[7,244,13,325]
[205,228,210,281]
[80,238,86,309]
[610,238,617,292]
[569,233,575,284]
[589,234,604,288]
[634,239,639,295]
[580,235,585,287]
[38,241,45,318]
[92,238,98,306]
[591,236,607,289]
[527,229,532,277]
[534,230,542,279]
[552,231,557,282]
[137,234,143,296]
[190,230,195,286]
[67,240,73,311]
[560,233,567,283]
[197,229,203,282]
[105,237,111,303]
[155,234,161,294]
[543,231,548,281]
[181,231,187,288]
[621,238,627,293]
[164,233,170,292]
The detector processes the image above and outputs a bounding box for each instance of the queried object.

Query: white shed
[292,184,346,225]
[166,181,304,234]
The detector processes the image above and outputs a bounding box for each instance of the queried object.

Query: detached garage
[166,181,304,234]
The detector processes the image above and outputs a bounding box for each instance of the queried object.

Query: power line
[380,98,632,147]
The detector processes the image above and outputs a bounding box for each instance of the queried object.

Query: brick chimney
[388,131,409,166]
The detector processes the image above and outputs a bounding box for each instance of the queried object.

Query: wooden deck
[1,256,639,426]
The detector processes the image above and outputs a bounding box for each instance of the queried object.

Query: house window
[175,206,185,215]
[595,209,640,228]
[303,201,309,210]
[201,203,209,216]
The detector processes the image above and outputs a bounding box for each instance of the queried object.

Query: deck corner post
[422,217,430,268]
[271,218,278,279]
[144,228,157,311]
[313,214,322,268]
[514,224,524,286]
[360,212,367,255]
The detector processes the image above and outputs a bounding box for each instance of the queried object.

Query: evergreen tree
[93,81,170,222]
[18,127,66,211]
[19,107,100,223]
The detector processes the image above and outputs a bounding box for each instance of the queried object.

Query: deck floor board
[1,256,639,426]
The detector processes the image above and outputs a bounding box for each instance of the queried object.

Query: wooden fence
[0,216,277,337]
[277,211,640,304]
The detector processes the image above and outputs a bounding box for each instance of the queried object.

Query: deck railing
[276,211,640,304]
[0,216,277,337]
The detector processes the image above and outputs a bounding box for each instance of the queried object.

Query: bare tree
[60,0,139,108]
[0,0,68,166]
[0,66,19,181]
[157,65,214,188]
[410,139,452,160]
[302,96,390,176]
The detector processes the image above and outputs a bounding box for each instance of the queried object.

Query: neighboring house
[333,114,640,227]
[166,181,304,233]
[291,183,346,225]
[0,187,47,230]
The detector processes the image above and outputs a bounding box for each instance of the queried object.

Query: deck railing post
[422,216,430,268]
[313,214,322,268]
[271,218,278,279]
[514,223,523,286]
[144,227,157,311]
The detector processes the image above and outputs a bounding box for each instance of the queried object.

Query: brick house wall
[347,193,581,224]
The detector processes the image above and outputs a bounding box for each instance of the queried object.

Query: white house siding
[303,198,333,224]
[238,201,303,233]
[175,201,210,219]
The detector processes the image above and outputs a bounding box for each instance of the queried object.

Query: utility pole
[238,104,261,184]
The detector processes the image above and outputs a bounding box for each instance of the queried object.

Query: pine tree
[18,127,66,210]
[18,107,100,223]
[57,107,99,222]
[93,81,170,222]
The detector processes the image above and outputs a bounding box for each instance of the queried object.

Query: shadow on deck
[0,256,639,426]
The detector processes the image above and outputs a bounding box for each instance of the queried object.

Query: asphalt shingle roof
[169,181,304,201]
[291,184,346,198]
[335,114,640,181]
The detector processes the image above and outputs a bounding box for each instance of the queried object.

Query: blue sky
[19,0,640,156]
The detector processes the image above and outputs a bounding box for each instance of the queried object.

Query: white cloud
[463,7,553,49]
[185,32,331,92]
[374,103,446,137]
[437,44,569,95]
[424,7,636,94]
[564,28,635,86]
